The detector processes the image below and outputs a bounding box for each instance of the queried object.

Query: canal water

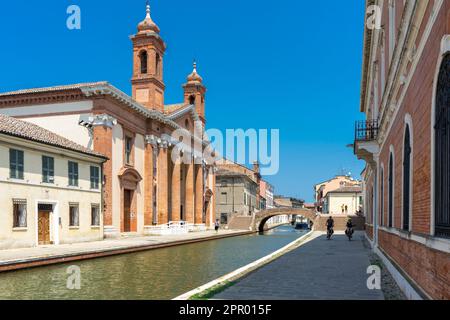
[0,225,306,300]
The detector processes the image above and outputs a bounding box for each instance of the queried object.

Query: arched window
[388,151,394,228]
[156,53,160,76]
[380,166,384,226]
[189,95,195,105]
[140,51,148,74]
[403,124,412,231]
[434,54,450,238]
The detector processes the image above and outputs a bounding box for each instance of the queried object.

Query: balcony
[354,120,380,167]
[355,120,379,141]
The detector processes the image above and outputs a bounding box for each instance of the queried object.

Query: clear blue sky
[0,0,366,202]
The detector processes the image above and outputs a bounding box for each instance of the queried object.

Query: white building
[322,185,363,215]
[0,114,107,249]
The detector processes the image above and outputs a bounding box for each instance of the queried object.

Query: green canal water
[0,225,306,300]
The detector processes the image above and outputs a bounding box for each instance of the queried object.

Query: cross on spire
[146,0,151,18]
[193,60,197,73]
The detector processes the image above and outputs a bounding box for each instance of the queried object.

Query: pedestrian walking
[214,219,220,232]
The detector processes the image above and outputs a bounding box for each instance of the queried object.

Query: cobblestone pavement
[0,230,248,266]
[214,231,384,300]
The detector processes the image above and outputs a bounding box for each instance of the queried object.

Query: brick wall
[379,229,450,299]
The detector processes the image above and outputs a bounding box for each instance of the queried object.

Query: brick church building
[0,3,216,237]
[355,0,449,299]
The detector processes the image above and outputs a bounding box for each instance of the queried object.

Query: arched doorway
[204,188,213,225]
[118,167,143,233]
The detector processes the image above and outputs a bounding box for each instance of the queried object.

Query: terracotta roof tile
[0,114,107,159]
[0,82,109,97]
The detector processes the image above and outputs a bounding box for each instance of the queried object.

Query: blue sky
[0,0,366,202]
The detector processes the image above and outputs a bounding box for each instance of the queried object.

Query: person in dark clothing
[214,219,220,232]
[345,218,354,240]
[326,216,334,239]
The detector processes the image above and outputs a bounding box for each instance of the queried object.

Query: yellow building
[0,114,107,249]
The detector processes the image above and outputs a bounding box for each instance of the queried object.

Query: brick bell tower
[131,1,166,111]
[183,61,207,123]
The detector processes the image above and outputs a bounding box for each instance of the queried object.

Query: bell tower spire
[131,1,166,111]
[183,60,207,123]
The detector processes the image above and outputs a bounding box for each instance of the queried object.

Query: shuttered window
[68,161,79,187]
[10,149,24,180]
[90,166,100,189]
[42,156,54,184]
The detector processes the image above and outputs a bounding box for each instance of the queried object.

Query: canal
[0,225,307,300]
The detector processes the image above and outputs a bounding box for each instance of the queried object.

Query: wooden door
[124,190,131,232]
[38,211,51,245]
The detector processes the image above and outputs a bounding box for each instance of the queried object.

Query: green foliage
[189,281,236,300]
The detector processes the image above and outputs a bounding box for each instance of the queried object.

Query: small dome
[137,3,160,34]
[187,62,203,83]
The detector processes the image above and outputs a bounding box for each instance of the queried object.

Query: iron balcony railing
[355,120,379,142]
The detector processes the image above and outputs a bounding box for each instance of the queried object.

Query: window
[403,124,412,231]
[189,95,195,105]
[156,53,160,76]
[388,152,394,228]
[91,205,100,226]
[13,199,27,228]
[68,161,79,186]
[220,192,227,204]
[90,166,100,189]
[9,149,24,180]
[434,54,450,238]
[69,204,79,227]
[42,156,54,184]
[125,137,133,165]
[140,51,148,74]
[220,213,228,225]
[244,193,247,205]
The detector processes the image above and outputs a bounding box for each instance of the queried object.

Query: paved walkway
[0,230,250,271]
[213,231,384,300]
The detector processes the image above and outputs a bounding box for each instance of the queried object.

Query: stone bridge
[253,208,366,232]
[253,208,318,232]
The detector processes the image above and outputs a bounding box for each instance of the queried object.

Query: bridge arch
[254,208,318,232]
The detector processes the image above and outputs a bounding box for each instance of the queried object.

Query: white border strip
[173,231,319,300]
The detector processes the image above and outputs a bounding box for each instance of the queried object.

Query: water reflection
[0,225,305,300]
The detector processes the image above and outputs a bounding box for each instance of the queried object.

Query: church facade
[0,3,216,237]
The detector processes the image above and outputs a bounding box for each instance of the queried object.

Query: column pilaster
[171,159,181,221]
[185,155,195,224]
[144,138,156,227]
[91,114,118,237]
[194,163,204,225]
[157,141,169,224]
